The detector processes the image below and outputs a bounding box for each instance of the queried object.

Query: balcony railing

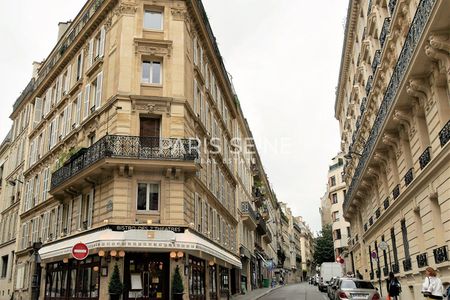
[389,0,397,15]
[241,202,258,225]
[403,258,412,272]
[380,17,391,49]
[392,184,400,200]
[369,216,373,226]
[51,135,199,189]
[433,245,448,264]
[404,168,414,187]
[417,253,428,268]
[439,120,450,147]
[365,75,373,96]
[343,0,437,215]
[419,147,431,169]
[392,263,400,274]
[375,208,381,219]
[371,50,381,74]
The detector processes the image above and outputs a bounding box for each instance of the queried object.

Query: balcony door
[140,117,160,151]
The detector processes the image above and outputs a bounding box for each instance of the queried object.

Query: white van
[318,262,343,292]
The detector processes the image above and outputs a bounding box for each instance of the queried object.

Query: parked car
[333,278,380,300]
[319,262,344,292]
[327,277,339,299]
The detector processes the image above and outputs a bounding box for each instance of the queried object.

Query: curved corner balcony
[50,135,199,195]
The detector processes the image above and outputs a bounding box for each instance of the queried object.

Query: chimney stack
[57,21,72,41]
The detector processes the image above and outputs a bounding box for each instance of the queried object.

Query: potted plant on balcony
[172,265,184,300]
[108,264,123,300]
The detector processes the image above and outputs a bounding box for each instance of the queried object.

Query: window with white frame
[137,183,160,212]
[144,10,163,30]
[142,61,161,84]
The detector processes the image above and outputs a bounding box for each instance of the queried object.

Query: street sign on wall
[72,242,89,260]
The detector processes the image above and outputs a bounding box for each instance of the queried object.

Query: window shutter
[95,72,103,109]
[34,175,40,206]
[88,39,94,67]
[76,93,82,125]
[193,37,198,65]
[29,140,35,166]
[193,79,198,115]
[57,76,63,103]
[53,117,59,145]
[66,64,72,92]
[194,193,199,231]
[201,199,206,234]
[67,199,73,234]
[61,109,67,139]
[84,84,91,119]
[57,204,64,237]
[23,182,29,212]
[99,26,106,57]
[65,104,72,135]
[76,195,82,230]
[34,98,42,126]
[42,212,49,242]
[87,189,94,228]
[27,179,34,212]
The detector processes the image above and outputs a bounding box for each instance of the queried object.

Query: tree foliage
[313,224,335,265]
[108,263,123,295]
[172,265,184,294]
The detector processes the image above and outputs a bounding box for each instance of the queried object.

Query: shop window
[220,267,229,297]
[189,256,205,300]
[137,183,160,212]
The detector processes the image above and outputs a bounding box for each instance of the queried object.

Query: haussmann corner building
[0,0,294,299]
[335,0,450,298]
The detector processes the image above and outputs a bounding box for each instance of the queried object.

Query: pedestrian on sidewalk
[386,272,401,300]
[422,267,444,299]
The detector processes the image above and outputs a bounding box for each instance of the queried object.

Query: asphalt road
[260,283,328,300]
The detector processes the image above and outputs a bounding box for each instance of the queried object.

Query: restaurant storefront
[39,225,241,300]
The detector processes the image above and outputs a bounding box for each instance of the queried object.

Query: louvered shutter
[87,189,94,228]
[88,39,94,67]
[34,98,42,126]
[67,199,73,234]
[99,26,106,57]
[66,64,72,92]
[84,84,91,119]
[76,93,82,125]
[95,72,103,109]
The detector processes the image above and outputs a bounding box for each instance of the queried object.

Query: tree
[172,265,184,299]
[108,263,123,299]
[313,224,335,265]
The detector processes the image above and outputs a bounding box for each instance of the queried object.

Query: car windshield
[341,280,374,289]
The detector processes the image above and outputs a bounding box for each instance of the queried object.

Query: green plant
[53,147,81,171]
[108,264,123,295]
[172,265,184,294]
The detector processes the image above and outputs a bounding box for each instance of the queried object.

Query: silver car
[333,278,380,300]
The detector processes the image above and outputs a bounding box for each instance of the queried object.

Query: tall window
[1,255,8,278]
[144,11,163,30]
[391,227,399,265]
[401,219,410,258]
[137,183,159,212]
[330,176,336,186]
[142,61,161,84]
[331,193,338,204]
[76,52,83,81]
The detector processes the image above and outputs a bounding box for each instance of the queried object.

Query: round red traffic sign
[72,243,89,260]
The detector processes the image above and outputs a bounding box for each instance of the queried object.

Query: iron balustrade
[367,0,373,16]
[403,258,412,271]
[404,168,414,187]
[417,253,428,268]
[375,208,381,219]
[419,147,431,169]
[389,0,397,15]
[439,120,450,147]
[365,75,373,96]
[392,184,400,200]
[241,201,258,224]
[433,245,448,264]
[392,263,400,274]
[369,216,373,226]
[372,50,381,74]
[343,0,437,215]
[380,17,392,48]
[51,135,199,189]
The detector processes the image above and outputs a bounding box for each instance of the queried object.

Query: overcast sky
[0,0,347,233]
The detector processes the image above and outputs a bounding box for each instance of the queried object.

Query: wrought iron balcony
[241,201,258,228]
[403,258,412,272]
[369,216,373,226]
[51,135,199,189]
[343,0,437,215]
[367,0,373,16]
[392,263,400,274]
[417,253,428,268]
[384,198,390,209]
[371,49,381,74]
[433,245,448,264]
[404,168,414,187]
[389,0,397,15]
[392,184,400,200]
[375,208,381,219]
[365,75,373,96]
[439,120,450,147]
[380,17,392,48]
[419,147,431,169]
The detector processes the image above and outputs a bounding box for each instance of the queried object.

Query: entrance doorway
[124,253,169,300]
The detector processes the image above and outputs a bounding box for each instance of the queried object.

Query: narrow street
[260,283,327,300]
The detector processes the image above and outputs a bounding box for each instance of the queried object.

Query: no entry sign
[72,243,89,260]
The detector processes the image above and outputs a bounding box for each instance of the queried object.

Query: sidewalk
[230,285,284,300]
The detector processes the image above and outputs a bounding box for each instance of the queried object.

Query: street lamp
[344,152,362,160]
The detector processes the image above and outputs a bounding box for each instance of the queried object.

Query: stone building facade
[1,0,312,299]
[335,0,450,298]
